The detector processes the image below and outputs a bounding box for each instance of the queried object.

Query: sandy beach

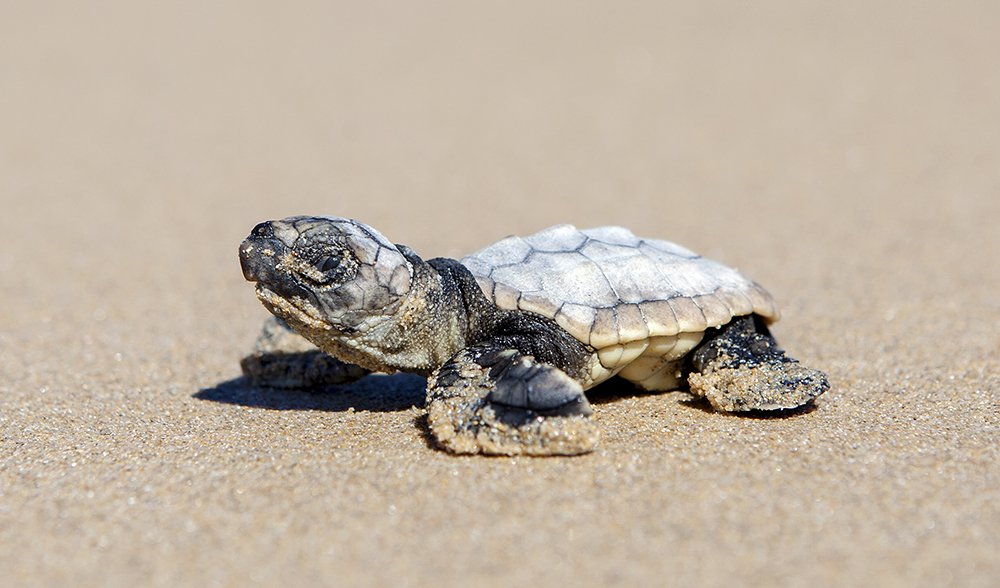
[2,1,997,586]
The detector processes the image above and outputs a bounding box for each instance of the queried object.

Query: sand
[1,1,997,586]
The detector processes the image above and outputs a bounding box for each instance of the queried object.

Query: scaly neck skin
[362,254,594,379]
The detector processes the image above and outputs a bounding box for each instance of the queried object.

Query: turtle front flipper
[686,316,829,412]
[426,346,599,456]
[240,316,369,388]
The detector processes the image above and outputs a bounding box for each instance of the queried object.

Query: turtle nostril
[251,221,273,238]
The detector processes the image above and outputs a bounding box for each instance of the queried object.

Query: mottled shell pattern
[461,225,779,390]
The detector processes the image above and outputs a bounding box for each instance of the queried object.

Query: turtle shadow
[194,372,427,413]
[585,377,649,405]
[586,377,818,418]
[677,396,819,418]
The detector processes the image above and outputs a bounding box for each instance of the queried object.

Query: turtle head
[239,216,413,337]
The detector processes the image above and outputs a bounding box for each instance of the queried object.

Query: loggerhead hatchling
[239,217,829,456]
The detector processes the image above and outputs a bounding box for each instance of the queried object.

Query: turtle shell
[461,224,779,351]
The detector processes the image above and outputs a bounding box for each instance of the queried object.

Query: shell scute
[615,303,650,342]
[693,293,734,328]
[554,303,598,339]
[589,307,618,348]
[523,224,588,252]
[638,299,680,337]
[667,296,708,332]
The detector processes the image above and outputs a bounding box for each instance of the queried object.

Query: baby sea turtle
[239,217,828,456]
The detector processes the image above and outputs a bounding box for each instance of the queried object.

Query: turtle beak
[239,240,259,281]
[239,221,281,282]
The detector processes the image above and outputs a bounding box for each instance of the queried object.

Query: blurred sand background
[1,1,997,586]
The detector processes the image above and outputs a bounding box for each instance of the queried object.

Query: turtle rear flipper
[240,316,369,388]
[687,316,829,411]
[426,346,598,456]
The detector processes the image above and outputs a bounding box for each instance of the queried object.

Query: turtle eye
[318,256,340,273]
[291,243,356,287]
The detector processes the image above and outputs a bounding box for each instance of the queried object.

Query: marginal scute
[672,330,706,358]
[517,292,561,322]
[715,288,754,317]
[589,308,619,348]
[471,275,494,300]
[639,300,679,337]
[746,284,780,322]
[693,294,733,328]
[615,303,649,342]
[492,281,521,311]
[555,303,597,340]
[667,297,708,332]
